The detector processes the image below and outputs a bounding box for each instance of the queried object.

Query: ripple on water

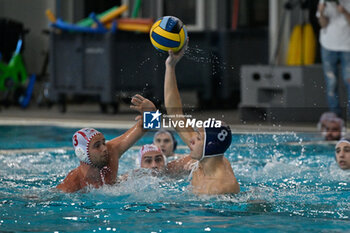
[0,131,350,232]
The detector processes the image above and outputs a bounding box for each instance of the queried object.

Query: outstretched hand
[130,94,156,117]
[165,38,189,67]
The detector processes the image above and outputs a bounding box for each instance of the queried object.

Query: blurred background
[0,0,345,123]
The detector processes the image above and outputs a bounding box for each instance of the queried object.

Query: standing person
[163,41,240,195]
[56,95,156,193]
[317,0,350,116]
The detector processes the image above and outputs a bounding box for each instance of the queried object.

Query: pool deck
[0,103,322,134]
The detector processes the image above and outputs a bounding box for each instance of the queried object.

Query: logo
[162,115,222,129]
[143,110,161,129]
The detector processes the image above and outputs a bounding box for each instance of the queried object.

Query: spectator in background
[317,0,350,116]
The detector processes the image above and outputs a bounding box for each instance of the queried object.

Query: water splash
[1,130,350,232]
[184,47,235,75]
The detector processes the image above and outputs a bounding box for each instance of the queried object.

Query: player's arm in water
[103,94,157,184]
[164,41,239,194]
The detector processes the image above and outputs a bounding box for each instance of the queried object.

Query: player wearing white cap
[56,95,156,193]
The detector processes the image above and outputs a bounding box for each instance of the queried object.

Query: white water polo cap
[138,144,167,166]
[72,128,102,165]
[336,138,350,148]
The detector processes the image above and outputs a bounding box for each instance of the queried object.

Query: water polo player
[56,94,156,193]
[163,39,240,194]
[153,129,186,159]
[139,144,167,172]
[137,143,193,176]
[117,143,192,182]
[318,112,344,141]
[335,138,350,170]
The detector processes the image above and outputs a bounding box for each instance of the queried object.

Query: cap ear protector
[341,127,346,138]
[167,130,178,151]
[72,128,101,165]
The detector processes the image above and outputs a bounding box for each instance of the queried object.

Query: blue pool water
[0,125,349,232]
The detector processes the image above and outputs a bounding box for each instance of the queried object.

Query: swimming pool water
[0,125,349,232]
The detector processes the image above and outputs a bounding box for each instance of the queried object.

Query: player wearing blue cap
[163,40,240,195]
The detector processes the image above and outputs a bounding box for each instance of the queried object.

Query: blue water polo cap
[202,124,232,159]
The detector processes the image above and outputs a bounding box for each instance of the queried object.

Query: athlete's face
[141,151,166,171]
[88,134,109,168]
[189,129,204,160]
[153,133,174,157]
[324,121,342,141]
[335,142,350,170]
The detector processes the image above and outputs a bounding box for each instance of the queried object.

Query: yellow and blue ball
[150,16,187,53]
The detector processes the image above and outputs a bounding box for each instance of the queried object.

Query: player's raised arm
[164,40,196,147]
[108,95,156,158]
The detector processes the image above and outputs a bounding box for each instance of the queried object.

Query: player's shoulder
[64,167,83,185]
[57,168,83,193]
